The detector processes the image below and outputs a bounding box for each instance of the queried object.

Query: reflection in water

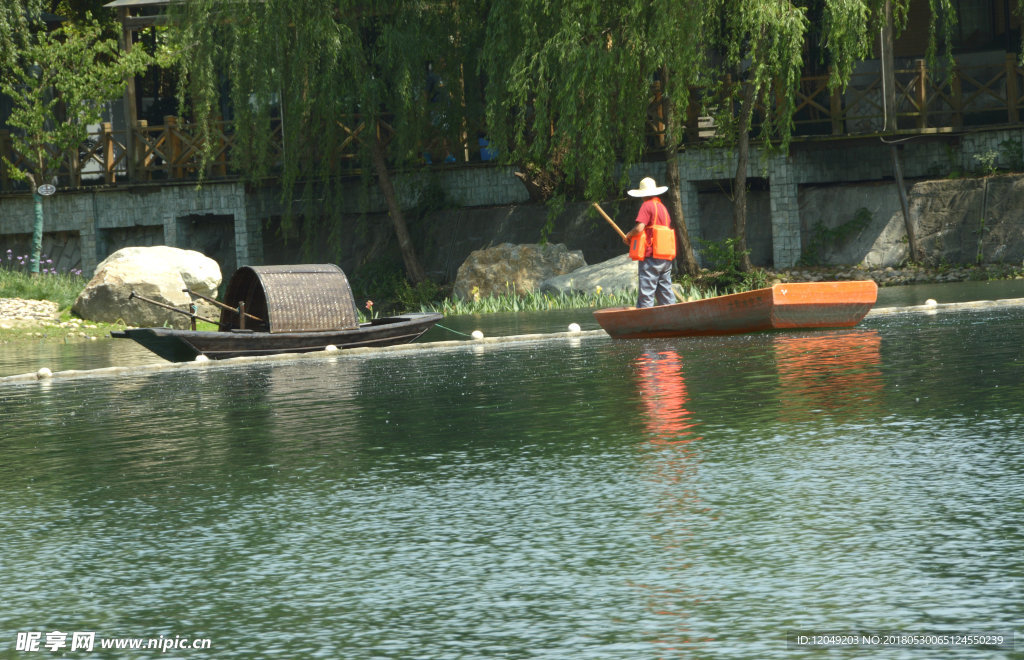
[632,350,713,653]
[773,331,883,421]
[630,334,883,653]
[2,309,1023,658]
[634,350,701,445]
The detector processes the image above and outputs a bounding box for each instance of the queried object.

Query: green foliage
[480,1,709,201]
[419,285,639,316]
[1000,139,1024,172]
[395,279,443,310]
[171,1,479,185]
[0,269,88,311]
[0,15,151,188]
[349,260,444,314]
[973,150,999,176]
[799,207,872,266]
[0,1,43,67]
[695,237,769,291]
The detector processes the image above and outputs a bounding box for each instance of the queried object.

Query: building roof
[102,0,175,8]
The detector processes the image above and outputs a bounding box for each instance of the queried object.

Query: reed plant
[417,282,715,316]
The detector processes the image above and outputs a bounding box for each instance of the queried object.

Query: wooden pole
[119,7,138,181]
[592,203,628,241]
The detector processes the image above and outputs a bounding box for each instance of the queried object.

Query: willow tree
[704,0,965,270]
[702,0,808,272]
[171,1,483,285]
[480,0,709,275]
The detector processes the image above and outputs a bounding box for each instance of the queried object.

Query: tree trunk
[26,169,43,276]
[732,82,755,272]
[370,132,427,285]
[659,66,699,277]
[31,190,43,275]
[890,143,921,262]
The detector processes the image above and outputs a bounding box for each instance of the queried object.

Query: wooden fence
[3,54,1024,192]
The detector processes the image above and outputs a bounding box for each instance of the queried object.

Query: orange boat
[593,280,878,339]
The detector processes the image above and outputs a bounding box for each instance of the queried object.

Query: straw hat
[627,176,668,197]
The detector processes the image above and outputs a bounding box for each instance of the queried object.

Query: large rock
[453,243,586,300]
[540,253,638,295]
[73,246,222,328]
[542,254,692,303]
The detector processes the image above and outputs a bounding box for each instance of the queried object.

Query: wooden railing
[3,53,1024,193]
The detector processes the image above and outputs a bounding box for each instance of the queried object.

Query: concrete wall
[3,128,1024,281]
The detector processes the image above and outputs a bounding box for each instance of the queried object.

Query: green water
[1,304,1023,658]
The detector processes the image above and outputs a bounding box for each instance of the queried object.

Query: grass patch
[0,269,89,310]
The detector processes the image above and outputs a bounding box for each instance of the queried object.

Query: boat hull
[112,313,443,362]
[593,281,878,339]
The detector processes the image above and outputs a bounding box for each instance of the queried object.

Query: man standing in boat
[623,177,677,308]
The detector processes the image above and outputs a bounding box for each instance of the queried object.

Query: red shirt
[634,197,671,258]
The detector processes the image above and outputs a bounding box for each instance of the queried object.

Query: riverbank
[774,262,1024,285]
[0,297,121,344]
[3,262,1023,344]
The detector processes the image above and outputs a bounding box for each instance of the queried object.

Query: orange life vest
[629,198,676,261]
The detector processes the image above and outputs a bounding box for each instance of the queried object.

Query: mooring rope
[434,323,473,337]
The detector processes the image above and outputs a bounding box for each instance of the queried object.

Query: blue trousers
[637,258,676,308]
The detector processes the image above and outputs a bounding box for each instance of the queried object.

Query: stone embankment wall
[2,127,1024,281]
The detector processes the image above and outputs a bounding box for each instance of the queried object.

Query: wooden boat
[593,280,878,339]
[112,264,442,362]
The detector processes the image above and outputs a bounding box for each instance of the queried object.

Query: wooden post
[916,59,928,129]
[1006,53,1019,125]
[70,140,82,188]
[952,68,964,130]
[135,119,149,179]
[166,115,182,179]
[119,7,138,181]
[102,122,115,183]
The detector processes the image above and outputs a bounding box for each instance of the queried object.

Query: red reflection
[635,350,701,445]
[774,330,883,420]
[633,349,713,652]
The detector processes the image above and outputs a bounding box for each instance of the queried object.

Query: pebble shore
[0,297,60,326]
[0,297,103,340]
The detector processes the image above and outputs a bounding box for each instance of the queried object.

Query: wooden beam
[124,15,169,31]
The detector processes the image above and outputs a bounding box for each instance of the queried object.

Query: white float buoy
[925,298,938,306]
[568,323,581,333]
[194,354,210,363]
[324,344,339,352]
[36,367,52,379]
[471,330,484,340]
